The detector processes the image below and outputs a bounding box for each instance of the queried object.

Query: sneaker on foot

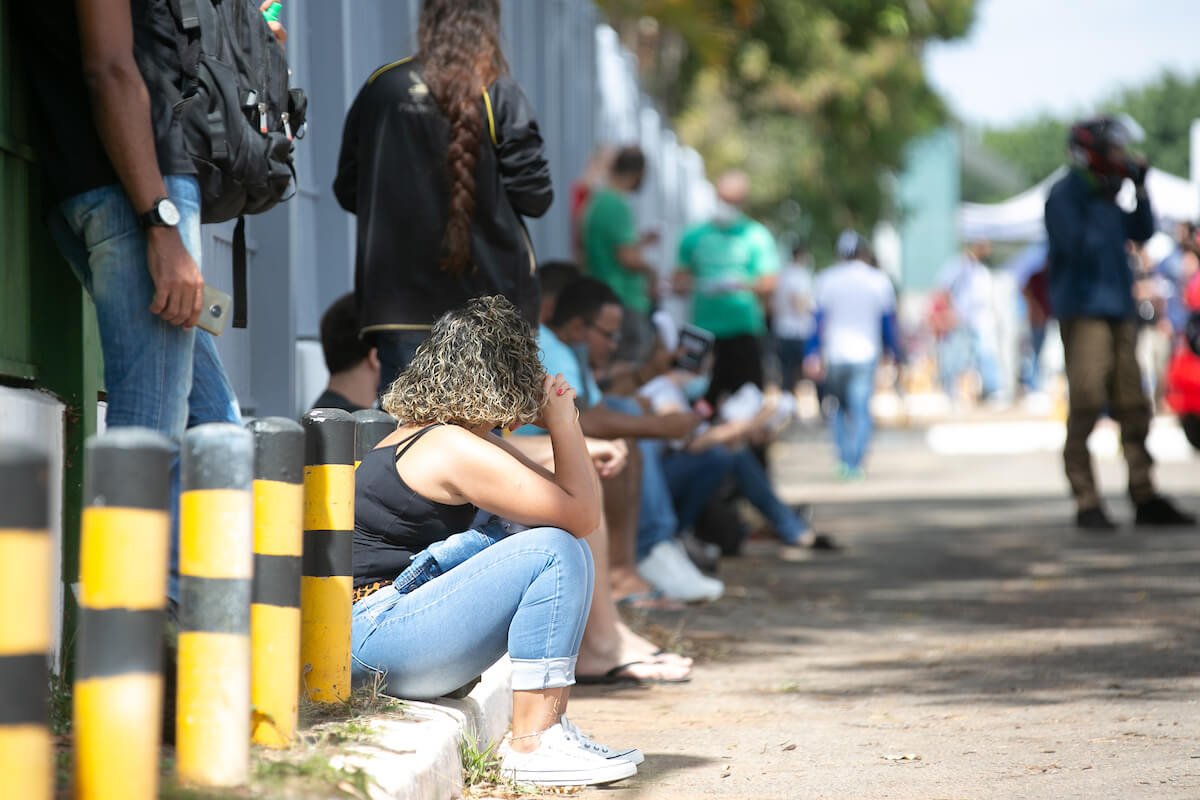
[637,539,724,602]
[561,715,644,765]
[1076,506,1117,532]
[1135,495,1196,527]
[679,531,721,574]
[499,723,637,786]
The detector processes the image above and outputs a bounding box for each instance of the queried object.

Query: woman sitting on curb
[351,297,639,787]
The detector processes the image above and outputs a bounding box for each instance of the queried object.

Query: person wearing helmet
[1044,114,1195,531]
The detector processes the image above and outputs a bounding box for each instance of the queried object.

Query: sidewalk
[568,431,1200,799]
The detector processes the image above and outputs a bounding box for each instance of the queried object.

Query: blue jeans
[939,327,999,399]
[374,329,432,395]
[49,176,241,598]
[663,446,808,544]
[825,360,876,471]
[351,527,595,699]
[392,517,512,595]
[601,396,680,561]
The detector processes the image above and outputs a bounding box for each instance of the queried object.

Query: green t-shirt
[678,216,779,337]
[581,188,650,313]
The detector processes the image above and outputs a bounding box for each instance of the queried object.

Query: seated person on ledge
[351,296,639,787]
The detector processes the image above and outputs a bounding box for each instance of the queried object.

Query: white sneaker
[561,715,644,765]
[498,722,637,786]
[637,539,724,602]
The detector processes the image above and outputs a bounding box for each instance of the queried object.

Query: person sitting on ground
[640,322,836,554]
[311,293,381,413]
[518,277,725,603]
[508,260,693,680]
[351,296,639,787]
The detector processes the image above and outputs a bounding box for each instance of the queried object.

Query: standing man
[580,145,659,362]
[675,170,779,407]
[13,1,286,589]
[1045,114,1194,531]
[805,231,900,480]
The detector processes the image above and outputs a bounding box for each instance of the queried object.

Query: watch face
[158,198,181,226]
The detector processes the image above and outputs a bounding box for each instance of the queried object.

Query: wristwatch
[138,196,181,229]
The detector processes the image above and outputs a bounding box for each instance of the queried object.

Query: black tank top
[353,424,478,588]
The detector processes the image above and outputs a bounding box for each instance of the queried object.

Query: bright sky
[924,0,1200,127]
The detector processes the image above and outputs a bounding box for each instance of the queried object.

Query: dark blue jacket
[1044,168,1155,320]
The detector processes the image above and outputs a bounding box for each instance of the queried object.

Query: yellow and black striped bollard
[300,409,355,703]
[246,417,305,748]
[75,429,172,800]
[0,445,52,799]
[176,424,254,787]
[352,408,395,467]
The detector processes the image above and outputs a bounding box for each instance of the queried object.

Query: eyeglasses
[588,322,621,344]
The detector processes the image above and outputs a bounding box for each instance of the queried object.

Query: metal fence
[205,1,713,418]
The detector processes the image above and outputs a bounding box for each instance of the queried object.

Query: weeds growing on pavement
[460,737,577,799]
[299,670,404,728]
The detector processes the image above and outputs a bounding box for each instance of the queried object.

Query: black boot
[1135,496,1196,527]
[1076,505,1117,532]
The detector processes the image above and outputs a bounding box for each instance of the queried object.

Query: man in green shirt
[675,170,780,405]
[581,146,658,362]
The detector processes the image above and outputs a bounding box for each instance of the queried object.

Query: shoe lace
[560,716,611,755]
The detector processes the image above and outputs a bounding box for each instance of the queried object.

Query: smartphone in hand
[197,285,232,336]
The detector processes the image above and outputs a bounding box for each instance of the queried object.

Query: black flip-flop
[576,661,692,686]
[807,533,840,551]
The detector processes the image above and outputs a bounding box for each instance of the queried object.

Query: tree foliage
[982,71,1200,192]
[596,0,977,252]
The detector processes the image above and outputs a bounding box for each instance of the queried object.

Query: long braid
[418,0,508,275]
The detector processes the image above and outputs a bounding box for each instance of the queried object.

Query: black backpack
[170,0,308,327]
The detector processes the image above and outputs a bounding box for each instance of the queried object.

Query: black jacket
[334,59,552,333]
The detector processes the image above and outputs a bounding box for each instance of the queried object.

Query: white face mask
[712,201,740,227]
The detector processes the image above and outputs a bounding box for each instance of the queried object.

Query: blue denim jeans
[374,329,432,395]
[600,396,680,561]
[392,517,512,595]
[48,176,241,598]
[663,446,808,543]
[351,527,595,699]
[825,360,876,471]
[939,327,999,399]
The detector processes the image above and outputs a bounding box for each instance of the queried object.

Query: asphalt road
[569,426,1200,800]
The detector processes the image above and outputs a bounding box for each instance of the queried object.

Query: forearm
[579,405,662,440]
[547,418,601,532]
[83,60,167,213]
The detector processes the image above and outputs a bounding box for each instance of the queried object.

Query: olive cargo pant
[1060,318,1155,511]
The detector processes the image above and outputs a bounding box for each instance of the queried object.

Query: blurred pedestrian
[675,170,779,407]
[335,0,552,393]
[580,145,659,362]
[935,239,1001,405]
[805,231,900,480]
[1045,114,1194,530]
[772,241,816,396]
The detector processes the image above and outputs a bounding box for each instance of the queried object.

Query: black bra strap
[394,424,442,463]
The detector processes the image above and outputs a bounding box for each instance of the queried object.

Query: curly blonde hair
[381,296,546,427]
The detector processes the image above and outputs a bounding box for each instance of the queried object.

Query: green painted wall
[897,128,961,291]
[1,0,103,672]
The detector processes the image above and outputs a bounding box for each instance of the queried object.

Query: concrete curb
[331,657,512,800]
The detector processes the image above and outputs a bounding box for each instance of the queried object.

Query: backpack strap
[232,216,248,329]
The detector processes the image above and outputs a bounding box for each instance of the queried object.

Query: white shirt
[937,254,996,336]
[814,259,896,364]
[771,261,816,339]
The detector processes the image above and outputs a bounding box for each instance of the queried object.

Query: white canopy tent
[959,167,1200,243]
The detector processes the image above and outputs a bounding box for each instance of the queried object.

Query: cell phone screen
[676,325,714,373]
